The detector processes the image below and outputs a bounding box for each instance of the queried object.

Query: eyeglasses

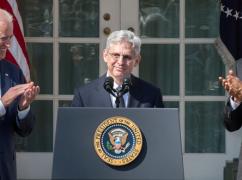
[108,52,135,61]
[0,35,13,43]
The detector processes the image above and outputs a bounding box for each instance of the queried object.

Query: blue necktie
[116,86,125,108]
[118,96,125,108]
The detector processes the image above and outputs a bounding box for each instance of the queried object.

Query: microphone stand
[103,77,130,108]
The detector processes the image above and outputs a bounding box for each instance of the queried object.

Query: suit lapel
[0,60,16,97]
[128,95,140,107]
[96,74,113,107]
[0,61,7,96]
[128,75,141,107]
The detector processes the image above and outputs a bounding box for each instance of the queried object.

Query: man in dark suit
[219,70,242,131]
[72,30,164,108]
[219,70,242,179]
[0,9,40,180]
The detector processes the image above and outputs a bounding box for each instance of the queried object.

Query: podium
[52,108,184,180]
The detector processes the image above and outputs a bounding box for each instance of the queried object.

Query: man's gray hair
[106,30,141,55]
[0,8,13,23]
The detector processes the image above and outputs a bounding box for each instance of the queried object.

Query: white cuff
[0,100,6,117]
[18,105,30,119]
[230,97,241,110]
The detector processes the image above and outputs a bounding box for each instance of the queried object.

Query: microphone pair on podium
[103,77,131,108]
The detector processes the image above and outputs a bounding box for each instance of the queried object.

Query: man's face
[103,41,140,84]
[0,20,13,60]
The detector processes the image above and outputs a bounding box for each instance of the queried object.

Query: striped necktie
[116,86,125,108]
[118,95,125,108]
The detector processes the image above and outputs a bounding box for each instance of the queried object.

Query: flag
[0,0,30,81]
[215,0,242,70]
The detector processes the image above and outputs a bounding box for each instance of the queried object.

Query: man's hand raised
[18,82,40,110]
[1,82,40,110]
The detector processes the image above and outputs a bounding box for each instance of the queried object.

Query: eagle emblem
[94,116,143,166]
[107,128,130,154]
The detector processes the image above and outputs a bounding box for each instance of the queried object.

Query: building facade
[15,0,240,179]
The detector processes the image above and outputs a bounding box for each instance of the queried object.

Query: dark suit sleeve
[15,110,35,137]
[72,88,84,107]
[224,98,242,132]
[14,67,35,137]
[154,89,164,108]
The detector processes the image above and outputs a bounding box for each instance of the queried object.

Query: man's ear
[103,49,108,63]
[134,55,141,67]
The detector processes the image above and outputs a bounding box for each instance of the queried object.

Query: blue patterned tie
[118,96,125,108]
[116,86,125,108]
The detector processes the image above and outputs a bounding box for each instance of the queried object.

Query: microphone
[103,76,131,96]
[103,76,131,108]
[104,76,115,96]
[121,77,131,95]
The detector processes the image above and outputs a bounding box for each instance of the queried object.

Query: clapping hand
[219,70,242,103]
[1,82,40,110]
[18,82,40,110]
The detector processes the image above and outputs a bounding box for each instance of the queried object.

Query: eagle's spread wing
[108,132,115,146]
[121,133,128,146]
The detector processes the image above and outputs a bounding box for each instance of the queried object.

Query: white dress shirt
[106,73,129,108]
[110,82,129,108]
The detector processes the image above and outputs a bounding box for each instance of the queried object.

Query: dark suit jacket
[72,74,164,108]
[224,98,242,132]
[224,98,242,179]
[0,60,35,180]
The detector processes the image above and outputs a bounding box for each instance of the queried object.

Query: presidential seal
[94,116,143,166]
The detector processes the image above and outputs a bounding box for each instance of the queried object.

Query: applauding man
[0,8,40,180]
[219,70,242,131]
